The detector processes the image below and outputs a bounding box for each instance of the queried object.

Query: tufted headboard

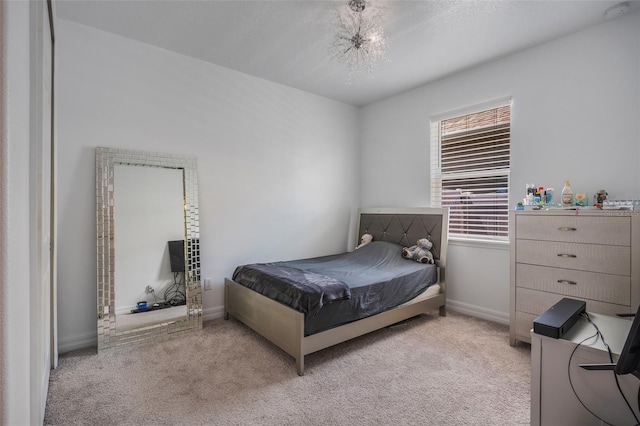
[357,207,449,268]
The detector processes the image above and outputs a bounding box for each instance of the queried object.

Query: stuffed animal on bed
[402,238,434,264]
[355,233,373,249]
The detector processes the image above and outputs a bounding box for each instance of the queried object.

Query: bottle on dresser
[561,181,573,207]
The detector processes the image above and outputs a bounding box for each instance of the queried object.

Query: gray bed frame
[224,207,449,375]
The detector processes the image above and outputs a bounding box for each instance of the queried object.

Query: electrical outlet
[146,285,154,294]
[204,278,213,291]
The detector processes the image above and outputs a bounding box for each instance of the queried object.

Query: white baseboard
[40,361,50,423]
[58,307,225,354]
[204,301,509,325]
[205,301,509,326]
[58,330,97,354]
[203,305,225,323]
[58,302,507,354]
[115,304,136,315]
[446,299,509,325]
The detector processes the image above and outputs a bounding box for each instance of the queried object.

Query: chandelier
[330,0,387,80]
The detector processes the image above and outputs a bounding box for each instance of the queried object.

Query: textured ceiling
[53,0,639,106]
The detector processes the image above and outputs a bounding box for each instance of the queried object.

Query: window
[430,98,511,241]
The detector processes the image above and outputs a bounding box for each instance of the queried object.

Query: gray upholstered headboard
[356,207,449,267]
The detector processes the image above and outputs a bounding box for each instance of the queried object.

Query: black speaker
[167,240,185,272]
[533,298,586,339]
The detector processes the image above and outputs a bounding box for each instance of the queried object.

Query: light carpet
[44,311,531,425]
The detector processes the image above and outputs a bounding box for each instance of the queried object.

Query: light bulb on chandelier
[330,0,387,82]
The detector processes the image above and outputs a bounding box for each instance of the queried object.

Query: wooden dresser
[509,209,640,346]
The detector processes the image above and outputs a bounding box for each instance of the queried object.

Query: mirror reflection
[113,165,187,332]
[96,147,202,351]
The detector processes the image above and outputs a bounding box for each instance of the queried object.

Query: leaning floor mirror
[96,147,202,351]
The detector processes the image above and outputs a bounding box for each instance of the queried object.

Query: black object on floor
[130,301,184,314]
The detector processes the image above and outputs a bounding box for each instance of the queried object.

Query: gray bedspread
[231,263,351,317]
[232,241,437,329]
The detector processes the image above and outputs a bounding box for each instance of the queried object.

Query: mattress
[232,241,438,335]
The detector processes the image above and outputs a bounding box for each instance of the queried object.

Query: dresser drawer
[516,239,630,275]
[515,287,629,317]
[515,263,630,305]
[515,215,630,245]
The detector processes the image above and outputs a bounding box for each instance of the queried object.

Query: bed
[224,207,449,375]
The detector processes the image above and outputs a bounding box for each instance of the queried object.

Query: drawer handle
[558,227,577,231]
[557,253,577,258]
[557,280,577,285]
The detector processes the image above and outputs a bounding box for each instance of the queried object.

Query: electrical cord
[567,326,609,424]
[148,288,161,304]
[584,312,639,426]
[164,271,186,306]
[567,312,640,426]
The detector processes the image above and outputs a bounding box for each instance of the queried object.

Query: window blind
[430,104,511,241]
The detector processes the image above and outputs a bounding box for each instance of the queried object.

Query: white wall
[55,10,640,350]
[55,20,361,352]
[0,2,32,424]
[360,12,640,323]
[1,1,54,424]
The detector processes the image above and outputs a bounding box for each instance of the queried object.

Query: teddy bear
[355,233,373,249]
[402,238,434,264]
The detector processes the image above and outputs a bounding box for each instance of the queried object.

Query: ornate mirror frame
[96,147,202,350]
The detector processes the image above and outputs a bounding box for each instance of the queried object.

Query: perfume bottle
[546,188,554,205]
[561,181,573,207]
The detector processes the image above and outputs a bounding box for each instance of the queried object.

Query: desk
[531,313,639,425]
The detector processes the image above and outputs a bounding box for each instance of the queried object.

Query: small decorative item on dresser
[596,189,608,204]
[575,192,588,206]
[561,181,573,207]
